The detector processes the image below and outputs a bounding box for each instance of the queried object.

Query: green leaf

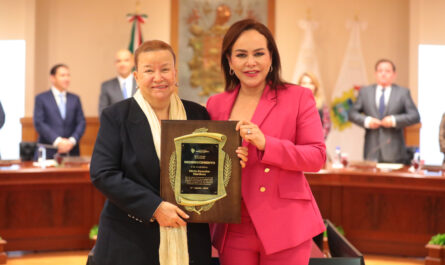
[89,225,98,240]
[429,233,445,246]
[336,226,345,236]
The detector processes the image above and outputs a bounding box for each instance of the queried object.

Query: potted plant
[0,236,7,264]
[426,233,445,265]
[89,225,98,242]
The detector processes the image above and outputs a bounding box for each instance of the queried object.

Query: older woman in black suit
[90,40,211,265]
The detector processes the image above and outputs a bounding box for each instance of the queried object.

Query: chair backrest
[326,220,364,265]
[309,257,362,265]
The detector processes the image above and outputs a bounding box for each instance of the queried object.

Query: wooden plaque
[160,120,241,223]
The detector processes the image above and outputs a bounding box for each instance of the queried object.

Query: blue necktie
[379,88,385,119]
[58,93,66,119]
[122,82,127,99]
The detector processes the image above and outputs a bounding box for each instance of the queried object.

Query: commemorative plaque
[160,120,241,223]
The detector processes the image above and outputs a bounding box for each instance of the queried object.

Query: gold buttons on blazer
[264,168,270,173]
[260,186,266,192]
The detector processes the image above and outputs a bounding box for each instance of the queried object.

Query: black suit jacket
[90,98,211,265]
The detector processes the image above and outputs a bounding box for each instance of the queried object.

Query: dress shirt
[118,74,134,99]
[364,85,396,128]
[51,86,66,108]
[50,87,77,148]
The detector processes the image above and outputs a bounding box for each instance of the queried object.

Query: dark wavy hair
[221,19,285,91]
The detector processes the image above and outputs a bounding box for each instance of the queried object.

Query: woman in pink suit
[206,19,326,265]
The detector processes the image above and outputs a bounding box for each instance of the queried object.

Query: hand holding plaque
[160,120,241,223]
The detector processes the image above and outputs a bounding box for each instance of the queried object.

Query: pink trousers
[218,202,312,265]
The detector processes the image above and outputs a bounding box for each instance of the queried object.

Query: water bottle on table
[410,148,421,173]
[332,146,344,169]
[37,145,46,169]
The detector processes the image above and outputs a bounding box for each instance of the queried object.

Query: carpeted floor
[5,250,425,265]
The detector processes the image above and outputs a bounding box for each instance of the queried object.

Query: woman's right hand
[153,201,189,227]
[236,146,248,168]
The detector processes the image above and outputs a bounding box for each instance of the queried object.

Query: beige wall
[33,0,170,116]
[5,0,445,117]
[0,0,27,39]
[276,0,409,103]
[0,0,36,117]
[409,0,445,104]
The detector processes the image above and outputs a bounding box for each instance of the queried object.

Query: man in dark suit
[33,64,86,159]
[98,49,137,115]
[349,59,420,163]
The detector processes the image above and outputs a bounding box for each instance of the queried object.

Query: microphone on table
[19,142,60,162]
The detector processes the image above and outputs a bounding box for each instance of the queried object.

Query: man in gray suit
[349,59,420,163]
[98,49,137,115]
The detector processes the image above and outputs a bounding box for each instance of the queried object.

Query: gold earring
[269,65,273,73]
[230,68,235,76]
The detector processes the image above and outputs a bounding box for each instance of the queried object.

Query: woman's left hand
[236,120,266,151]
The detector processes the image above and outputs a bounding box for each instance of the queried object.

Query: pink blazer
[206,84,326,255]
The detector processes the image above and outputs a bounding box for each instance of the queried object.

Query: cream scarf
[133,89,189,265]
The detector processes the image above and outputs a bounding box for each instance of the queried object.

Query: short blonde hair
[298,72,324,109]
[134,40,176,70]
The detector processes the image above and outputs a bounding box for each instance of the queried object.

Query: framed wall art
[171,0,275,104]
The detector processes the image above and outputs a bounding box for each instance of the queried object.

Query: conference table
[0,160,105,251]
[306,164,445,257]
[1,160,444,257]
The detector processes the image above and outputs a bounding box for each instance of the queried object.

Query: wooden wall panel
[20,117,100,156]
[0,165,105,251]
[307,169,445,256]
[404,123,421,147]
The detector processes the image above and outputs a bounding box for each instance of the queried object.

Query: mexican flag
[127,14,147,53]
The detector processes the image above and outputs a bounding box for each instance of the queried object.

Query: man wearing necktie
[33,64,86,159]
[349,59,420,163]
[98,49,137,115]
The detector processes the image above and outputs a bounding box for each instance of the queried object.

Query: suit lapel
[131,76,137,96]
[217,85,277,125]
[251,84,277,127]
[125,99,160,167]
[384,84,398,116]
[65,93,73,121]
[219,88,240,120]
[113,78,124,100]
[369,85,379,118]
[48,90,64,121]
